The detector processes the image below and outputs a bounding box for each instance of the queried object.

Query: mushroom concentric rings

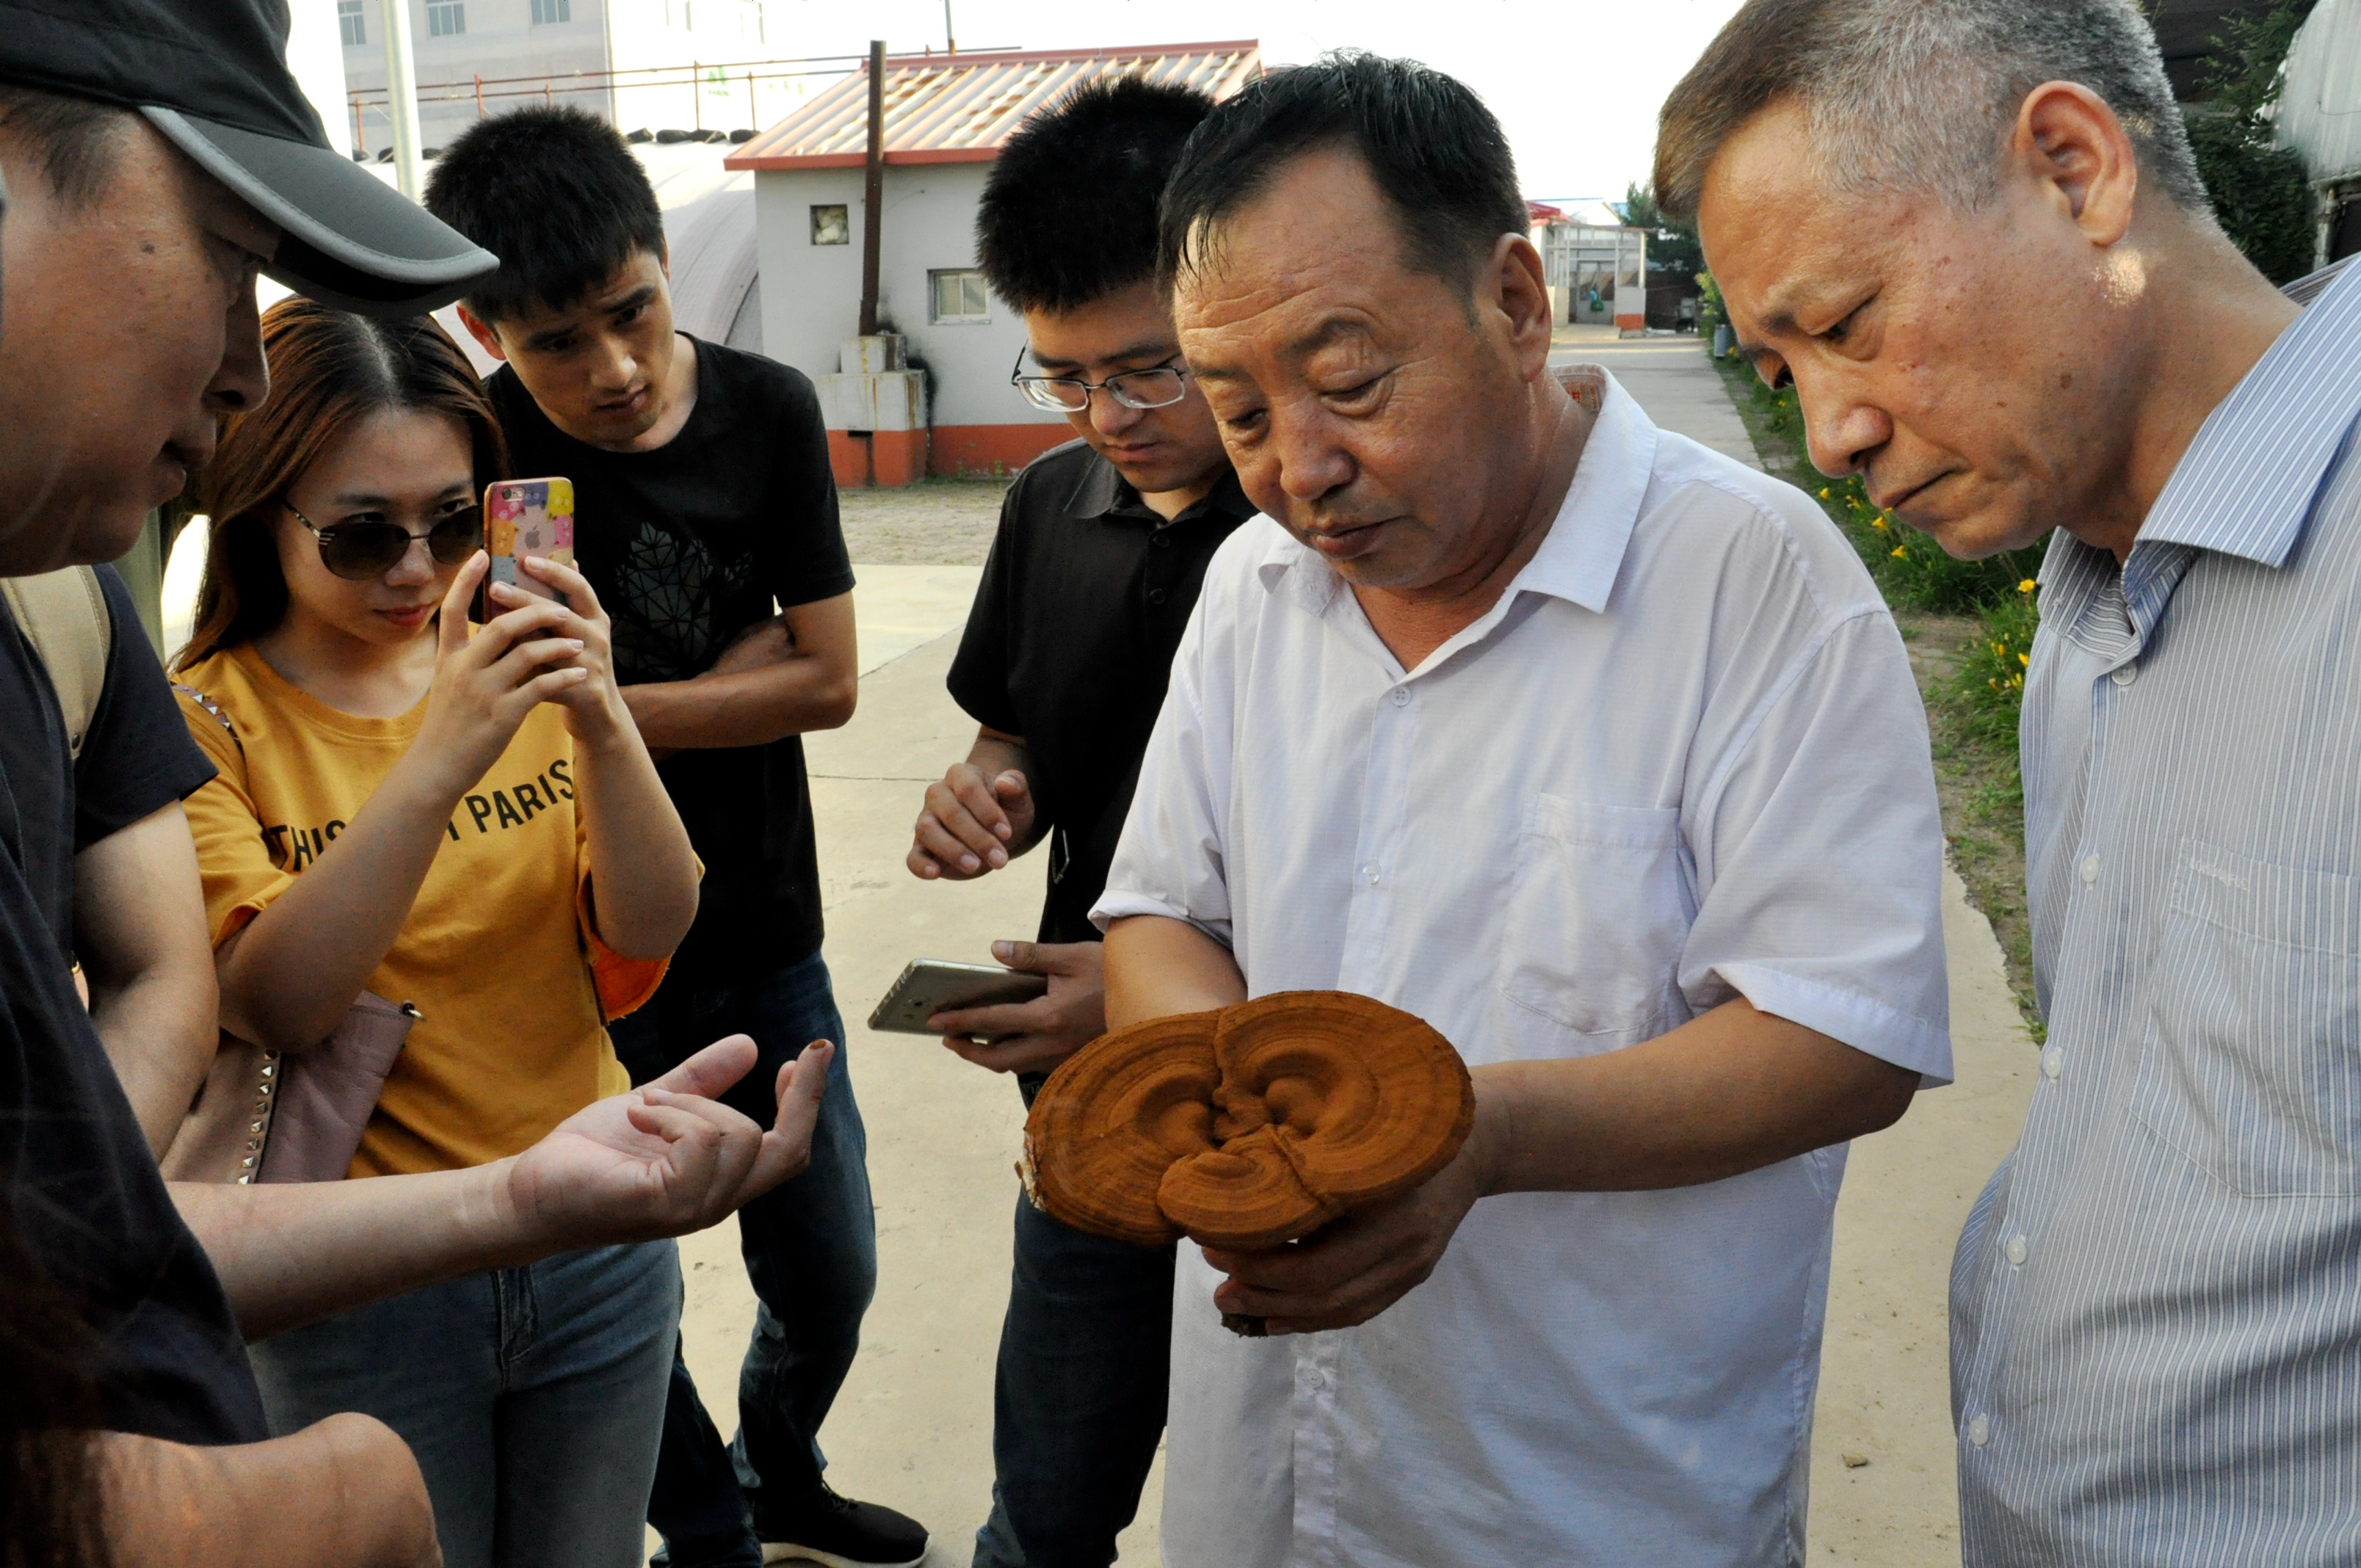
[1024,990,1475,1251]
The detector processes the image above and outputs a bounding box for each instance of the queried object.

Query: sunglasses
[285,499,485,581]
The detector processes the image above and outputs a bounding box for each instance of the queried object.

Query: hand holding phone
[868,960,1050,1036]
[485,478,576,604]
[879,943,1109,1077]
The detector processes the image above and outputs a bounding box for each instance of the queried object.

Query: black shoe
[756,1484,929,1568]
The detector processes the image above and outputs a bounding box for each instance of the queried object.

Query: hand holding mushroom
[1023,991,1482,1334]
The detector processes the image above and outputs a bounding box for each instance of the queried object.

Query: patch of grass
[1950,581,2038,752]
[1707,351,2044,613]
[1707,345,2043,1033]
[1916,620,2044,1037]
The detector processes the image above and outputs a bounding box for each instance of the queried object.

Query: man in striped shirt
[1662,0,2361,1562]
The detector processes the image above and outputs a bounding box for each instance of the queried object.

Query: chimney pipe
[858,40,886,338]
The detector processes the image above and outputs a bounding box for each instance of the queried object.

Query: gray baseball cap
[0,0,497,316]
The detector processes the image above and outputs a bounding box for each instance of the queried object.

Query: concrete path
[1810,871,2033,1565]
[1552,322,1764,471]
[667,335,2037,1567]
[669,596,1167,1567]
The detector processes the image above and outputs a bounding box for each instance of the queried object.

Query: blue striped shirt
[1953,261,2361,1564]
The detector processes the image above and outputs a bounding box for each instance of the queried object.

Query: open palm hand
[505,1034,833,1248]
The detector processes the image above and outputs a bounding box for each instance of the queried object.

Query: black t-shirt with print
[0,571,264,1445]
[488,337,855,978]
[948,440,1256,944]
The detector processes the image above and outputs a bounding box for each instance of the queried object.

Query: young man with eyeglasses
[901,76,1254,1568]
[425,109,928,1568]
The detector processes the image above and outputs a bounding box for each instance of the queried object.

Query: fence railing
[344,45,1016,145]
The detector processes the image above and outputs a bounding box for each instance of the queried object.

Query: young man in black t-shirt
[902,80,1254,1568]
[429,109,926,1568]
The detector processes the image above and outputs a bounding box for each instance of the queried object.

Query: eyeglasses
[1010,346,1193,413]
[285,498,485,581]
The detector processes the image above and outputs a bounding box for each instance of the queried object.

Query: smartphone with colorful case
[483,477,576,605]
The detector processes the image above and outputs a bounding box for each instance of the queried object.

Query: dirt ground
[838,479,1010,565]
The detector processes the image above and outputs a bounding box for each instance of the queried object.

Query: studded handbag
[158,683,420,1184]
[161,994,421,1184]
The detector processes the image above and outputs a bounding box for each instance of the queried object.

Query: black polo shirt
[947,440,1256,943]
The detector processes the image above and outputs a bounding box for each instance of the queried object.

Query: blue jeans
[250,1239,681,1568]
[972,1078,1176,1568]
[609,951,877,1568]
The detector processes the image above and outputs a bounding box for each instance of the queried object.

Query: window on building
[337,0,365,46]
[425,1,465,37]
[931,269,990,324]
[531,0,571,21]
[810,205,849,246]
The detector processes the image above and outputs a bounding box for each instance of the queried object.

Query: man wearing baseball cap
[0,4,832,1558]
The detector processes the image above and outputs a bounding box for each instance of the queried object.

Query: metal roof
[722,40,1261,171]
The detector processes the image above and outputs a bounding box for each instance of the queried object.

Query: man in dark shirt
[429,109,925,1568]
[902,79,1253,1568]
[0,569,206,951]
[5,565,222,1156]
[0,4,846,1557]
[0,574,261,1446]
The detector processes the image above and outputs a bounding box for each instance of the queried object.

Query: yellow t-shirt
[176,642,666,1179]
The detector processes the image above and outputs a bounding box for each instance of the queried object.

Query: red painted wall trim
[926,423,1075,479]
[827,424,1074,487]
[827,428,931,488]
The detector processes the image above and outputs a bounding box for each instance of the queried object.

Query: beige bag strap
[1,567,111,761]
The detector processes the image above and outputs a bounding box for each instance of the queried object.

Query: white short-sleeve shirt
[1093,372,1951,1567]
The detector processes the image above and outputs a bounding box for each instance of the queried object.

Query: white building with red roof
[726,40,1261,485]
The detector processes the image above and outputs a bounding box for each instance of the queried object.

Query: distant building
[427,139,766,374]
[338,0,813,158]
[725,41,1261,484]
[2274,0,2361,267]
[1530,211,1647,331]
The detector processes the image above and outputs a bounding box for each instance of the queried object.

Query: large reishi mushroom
[1025,991,1474,1252]
[1022,1013,1221,1246]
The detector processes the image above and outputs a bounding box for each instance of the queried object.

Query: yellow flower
[2018,652,2029,667]
[2018,578,2037,594]
[1818,487,1831,500]
[1992,642,2007,657]
[1890,545,1908,559]
[1871,516,1889,531]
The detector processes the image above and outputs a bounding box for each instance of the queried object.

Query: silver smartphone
[867,959,1049,1036]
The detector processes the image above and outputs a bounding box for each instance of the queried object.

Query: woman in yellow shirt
[173,299,703,1568]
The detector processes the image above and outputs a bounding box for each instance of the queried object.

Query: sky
[774,0,1751,206]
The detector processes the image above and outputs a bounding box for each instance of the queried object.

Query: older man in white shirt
[1090,56,1953,1567]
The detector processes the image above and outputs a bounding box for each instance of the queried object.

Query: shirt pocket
[2129,839,2361,1197]
[1493,794,1694,1056]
